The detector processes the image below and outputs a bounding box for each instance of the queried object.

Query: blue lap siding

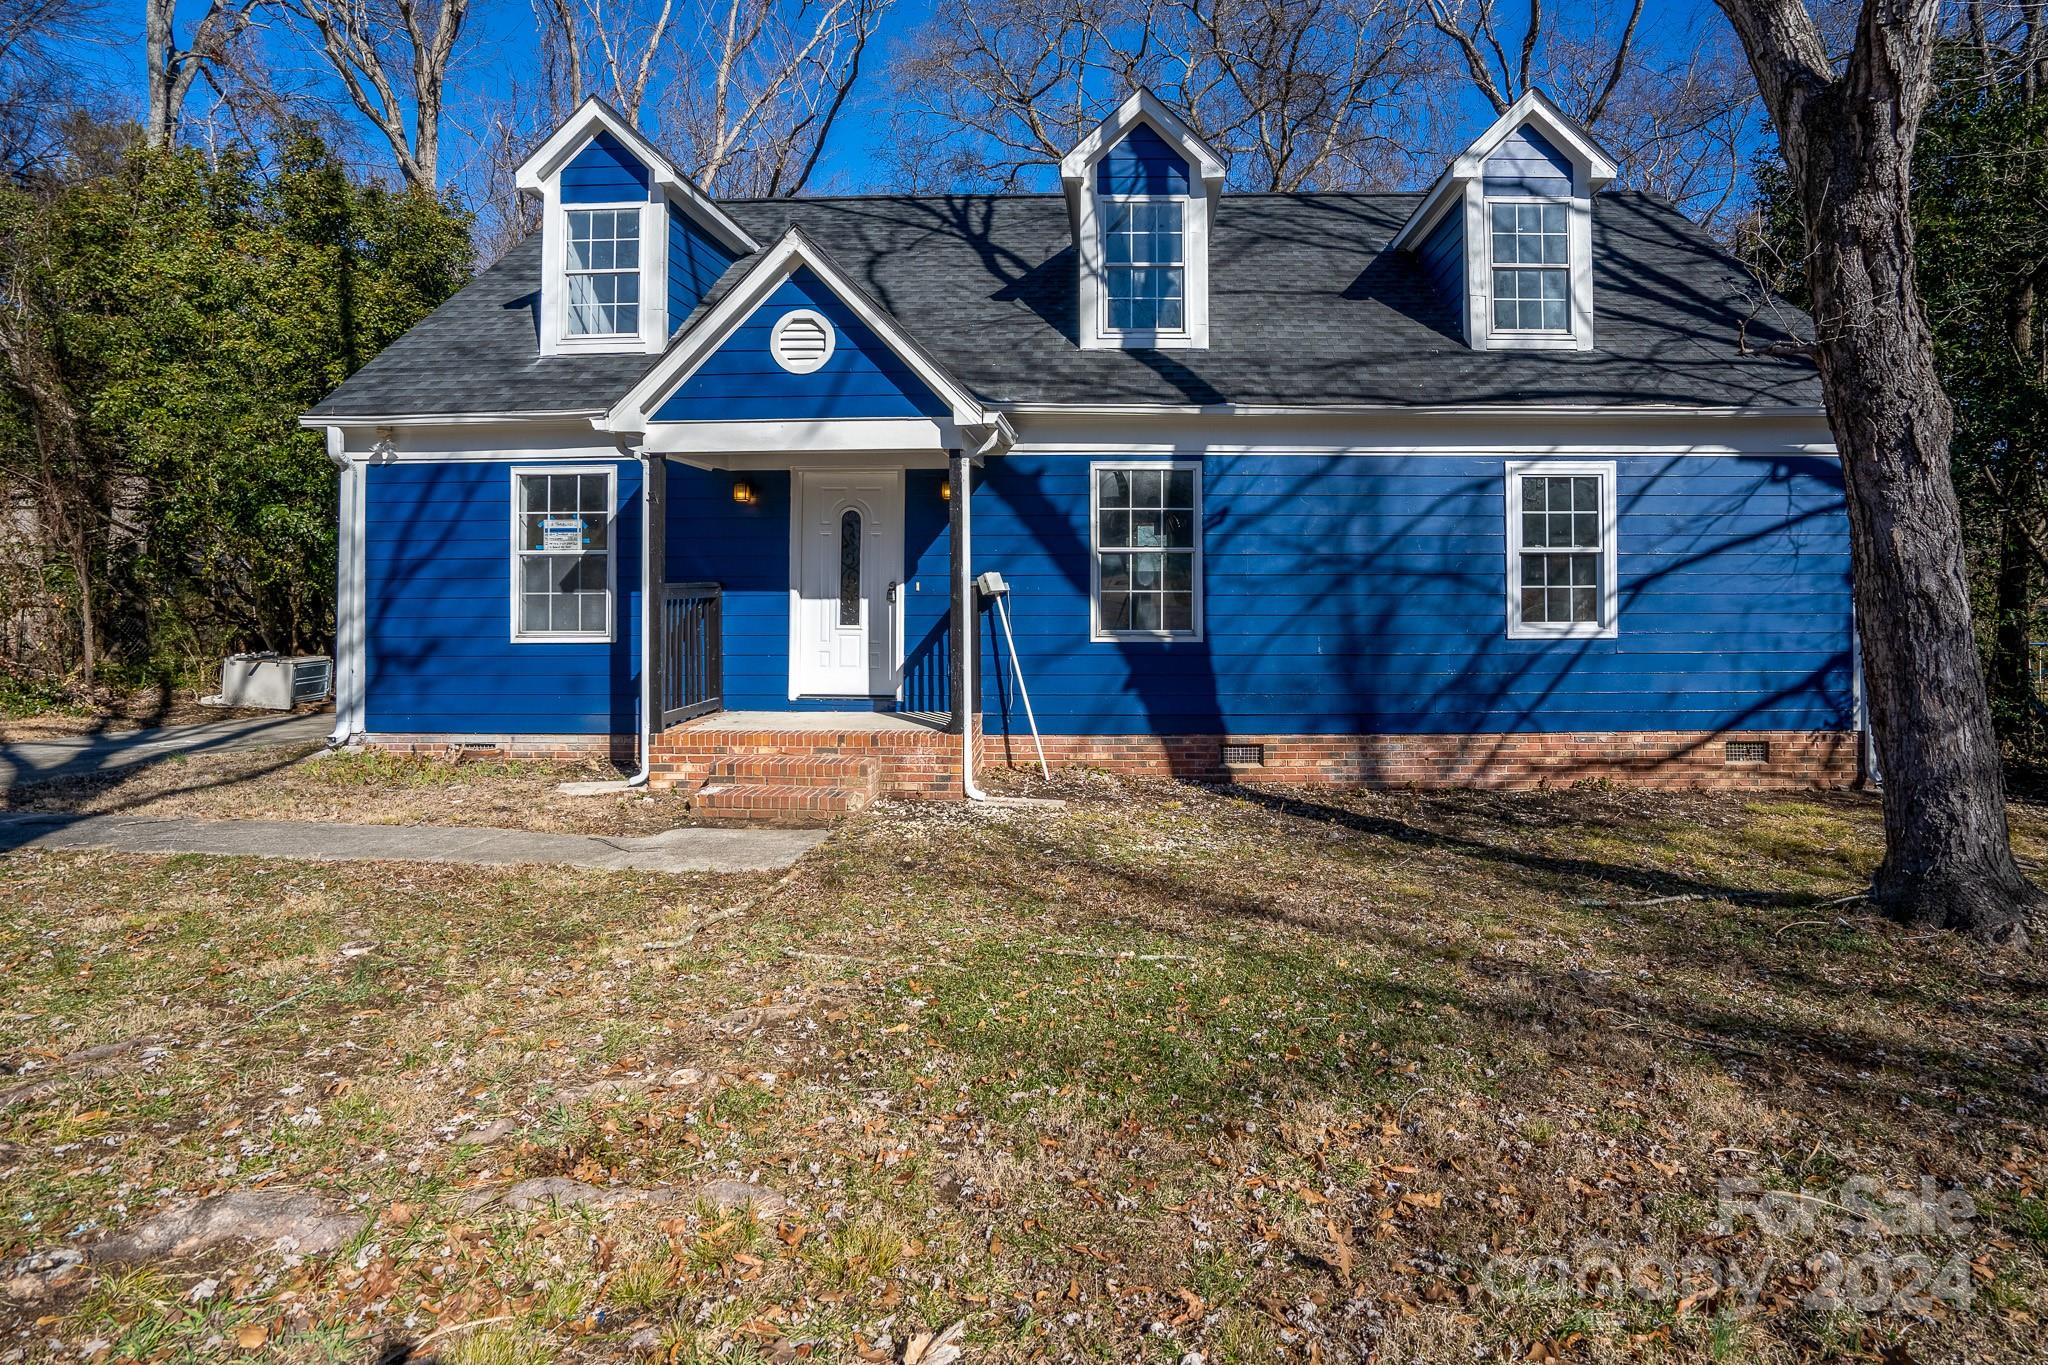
[1482,125,1574,197]
[669,203,737,332]
[651,270,950,422]
[363,460,642,735]
[561,132,653,203]
[972,453,1854,739]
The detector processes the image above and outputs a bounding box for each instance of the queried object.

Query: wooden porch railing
[660,582,723,727]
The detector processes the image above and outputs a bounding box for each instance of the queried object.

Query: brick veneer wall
[985,730,1860,791]
[361,727,1860,793]
[360,733,637,763]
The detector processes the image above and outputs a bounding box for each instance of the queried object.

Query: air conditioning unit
[216,654,333,711]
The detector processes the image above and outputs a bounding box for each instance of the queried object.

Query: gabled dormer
[1058,89,1228,351]
[515,99,759,358]
[1389,89,1617,353]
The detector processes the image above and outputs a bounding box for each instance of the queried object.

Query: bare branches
[283,0,471,192]
[893,0,1429,192]
[144,0,264,148]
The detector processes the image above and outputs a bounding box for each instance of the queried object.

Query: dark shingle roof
[308,190,1819,419]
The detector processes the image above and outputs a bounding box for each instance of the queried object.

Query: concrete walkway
[0,712,336,789]
[0,811,828,873]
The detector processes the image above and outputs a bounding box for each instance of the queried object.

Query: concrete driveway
[0,711,335,790]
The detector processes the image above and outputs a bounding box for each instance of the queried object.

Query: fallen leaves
[901,1320,966,1365]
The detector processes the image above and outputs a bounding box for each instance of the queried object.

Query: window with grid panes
[1489,201,1569,332]
[1103,200,1185,333]
[514,471,613,638]
[1517,473,1602,626]
[1094,465,1199,637]
[565,208,641,337]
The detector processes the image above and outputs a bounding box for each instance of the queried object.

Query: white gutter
[999,401,1831,419]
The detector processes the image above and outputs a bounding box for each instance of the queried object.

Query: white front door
[793,470,901,698]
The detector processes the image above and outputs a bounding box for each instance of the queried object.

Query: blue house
[305,89,1859,816]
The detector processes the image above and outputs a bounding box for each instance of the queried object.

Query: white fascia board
[513,97,758,256]
[998,401,1830,419]
[298,410,610,428]
[605,228,993,433]
[1449,88,1619,188]
[1385,173,1460,252]
[1389,87,1618,250]
[1056,87,1229,187]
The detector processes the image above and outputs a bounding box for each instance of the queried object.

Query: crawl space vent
[1222,742,1265,767]
[770,309,835,374]
[1725,739,1771,765]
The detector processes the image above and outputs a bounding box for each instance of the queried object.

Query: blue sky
[63,0,1753,209]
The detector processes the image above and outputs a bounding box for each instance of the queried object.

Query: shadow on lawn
[939,784,2048,1136]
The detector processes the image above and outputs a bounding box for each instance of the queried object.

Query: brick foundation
[360,726,1861,794]
[985,729,1860,791]
[359,733,637,763]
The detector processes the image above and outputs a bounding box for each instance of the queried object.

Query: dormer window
[1388,89,1616,354]
[1059,89,1227,352]
[1488,201,1568,334]
[513,99,760,359]
[565,207,643,338]
[1104,200,1185,334]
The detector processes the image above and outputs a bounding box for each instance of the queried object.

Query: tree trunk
[1802,51,2036,941]
[1717,0,2040,943]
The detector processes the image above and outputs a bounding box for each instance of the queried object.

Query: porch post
[642,452,666,742]
[948,447,974,737]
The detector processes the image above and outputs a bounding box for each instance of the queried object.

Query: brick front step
[689,781,873,826]
[701,754,881,792]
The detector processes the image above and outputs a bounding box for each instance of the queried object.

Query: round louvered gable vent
[770,309,836,374]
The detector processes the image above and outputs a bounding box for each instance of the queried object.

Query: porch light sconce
[731,478,758,506]
[939,480,951,501]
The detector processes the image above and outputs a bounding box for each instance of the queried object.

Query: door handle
[886,580,898,604]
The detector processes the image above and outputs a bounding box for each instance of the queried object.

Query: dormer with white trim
[1388,89,1617,353]
[1059,89,1227,351]
[515,98,759,358]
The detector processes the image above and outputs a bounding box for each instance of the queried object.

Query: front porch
[640,446,985,819]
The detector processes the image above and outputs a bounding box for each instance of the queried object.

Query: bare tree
[890,0,1433,191]
[143,0,262,148]
[1423,0,1759,227]
[667,0,888,195]
[0,0,97,173]
[533,0,677,119]
[285,0,470,192]
[1712,0,2042,942]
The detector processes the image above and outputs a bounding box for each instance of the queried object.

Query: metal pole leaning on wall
[978,572,1048,780]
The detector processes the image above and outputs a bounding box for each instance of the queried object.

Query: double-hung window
[1489,201,1569,334]
[1093,462,1200,639]
[1103,200,1185,335]
[512,468,615,641]
[1505,461,1616,639]
[565,207,641,337]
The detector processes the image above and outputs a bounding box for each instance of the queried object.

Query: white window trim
[1504,459,1618,640]
[1077,188,1211,351]
[539,196,667,357]
[1463,182,1594,353]
[1089,459,1204,643]
[509,464,619,644]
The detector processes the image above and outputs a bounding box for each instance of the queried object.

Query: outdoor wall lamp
[940,479,951,501]
[731,478,758,506]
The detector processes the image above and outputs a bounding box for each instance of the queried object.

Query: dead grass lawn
[1,778,2044,1364]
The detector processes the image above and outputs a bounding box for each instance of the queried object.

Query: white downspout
[326,427,361,747]
[627,448,656,787]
